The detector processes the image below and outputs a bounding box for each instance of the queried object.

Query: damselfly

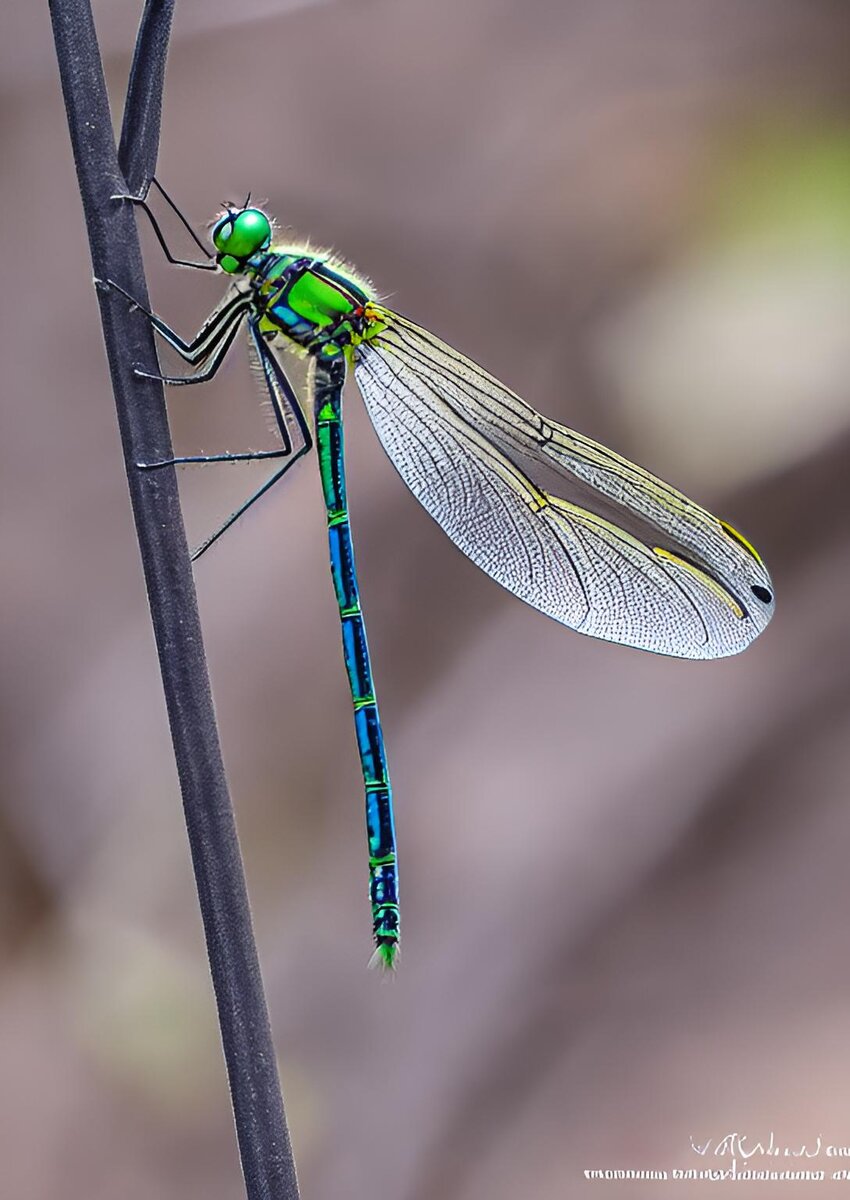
[107,180,774,968]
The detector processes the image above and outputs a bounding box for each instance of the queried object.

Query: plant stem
[48,3,299,1195]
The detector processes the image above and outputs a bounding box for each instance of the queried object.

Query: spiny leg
[102,277,250,363]
[103,282,264,469]
[136,308,247,386]
[112,176,218,271]
[106,192,314,554]
[138,319,301,470]
[190,446,311,561]
[136,345,294,469]
[188,322,314,560]
[140,448,293,471]
[247,317,311,452]
[313,356,400,968]
[149,178,215,260]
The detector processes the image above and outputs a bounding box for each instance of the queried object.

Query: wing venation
[354,310,774,659]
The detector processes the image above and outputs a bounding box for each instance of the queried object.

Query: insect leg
[189,444,312,561]
[148,178,215,260]
[185,320,314,559]
[247,317,311,450]
[139,448,292,470]
[136,309,247,386]
[112,176,218,271]
[101,277,250,363]
[137,319,301,469]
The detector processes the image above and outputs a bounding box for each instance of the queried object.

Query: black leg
[139,448,292,470]
[133,315,313,557]
[112,175,218,271]
[149,178,215,260]
[136,309,247,385]
[190,438,313,561]
[188,323,314,559]
[103,277,250,363]
[119,285,312,555]
[190,436,314,561]
[248,318,311,451]
[137,326,301,468]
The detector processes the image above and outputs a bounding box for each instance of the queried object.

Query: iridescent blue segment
[314,361,399,966]
[354,705,390,785]
[342,617,373,701]
[270,302,313,340]
[329,525,358,613]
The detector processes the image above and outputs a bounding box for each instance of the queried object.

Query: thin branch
[118,0,175,193]
[48,2,299,1196]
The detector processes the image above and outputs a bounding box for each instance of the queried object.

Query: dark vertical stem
[118,0,175,193]
[48,3,299,1197]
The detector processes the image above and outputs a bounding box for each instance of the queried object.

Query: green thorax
[246,247,384,358]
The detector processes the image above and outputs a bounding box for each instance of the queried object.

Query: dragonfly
[107,180,775,968]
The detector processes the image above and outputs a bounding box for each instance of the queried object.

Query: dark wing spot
[751,585,773,604]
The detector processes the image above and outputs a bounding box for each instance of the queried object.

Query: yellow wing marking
[718,519,763,565]
[652,547,745,619]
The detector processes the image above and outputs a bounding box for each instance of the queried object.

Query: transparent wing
[353,310,774,659]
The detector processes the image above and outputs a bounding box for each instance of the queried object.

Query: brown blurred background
[3,0,850,1196]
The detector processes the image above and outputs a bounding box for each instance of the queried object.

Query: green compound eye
[212,208,272,266]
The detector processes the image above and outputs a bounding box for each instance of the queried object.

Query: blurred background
[2,0,850,1196]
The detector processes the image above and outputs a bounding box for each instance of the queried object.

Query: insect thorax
[248,249,381,358]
